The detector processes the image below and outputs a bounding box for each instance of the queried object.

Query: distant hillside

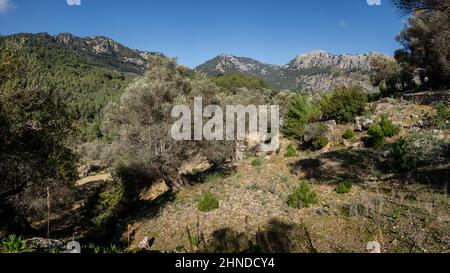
[1,32,162,74]
[0,33,164,142]
[196,51,392,92]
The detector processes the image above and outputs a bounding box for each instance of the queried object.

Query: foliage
[212,73,268,94]
[391,139,417,172]
[251,158,263,168]
[393,1,450,89]
[370,56,402,96]
[0,235,28,253]
[282,95,321,140]
[91,182,124,227]
[435,101,450,129]
[312,136,329,151]
[367,124,386,147]
[343,128,356,140]
[0,34,132,142]
[83,243,121,254]
[304,123,329,151]
[197,191,219,212]
[366,115,400,147]
[335,181,353,194]
[287,180,318,209]
[379,114,400,137]
[0,40,78,231]
[321,86,368,123]
[391,130,446,172]
[284,144,298,157]
[101,57,235,191]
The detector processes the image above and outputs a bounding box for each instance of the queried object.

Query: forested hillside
[0,33,157,142]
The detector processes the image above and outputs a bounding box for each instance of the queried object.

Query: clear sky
[0,0,405,68]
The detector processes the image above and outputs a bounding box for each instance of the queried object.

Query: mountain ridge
[196,51,392,92]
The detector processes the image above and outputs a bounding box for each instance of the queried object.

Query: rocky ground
[119,99,449,253]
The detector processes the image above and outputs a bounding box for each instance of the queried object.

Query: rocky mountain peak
[287,51,385,71]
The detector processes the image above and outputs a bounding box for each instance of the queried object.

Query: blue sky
[0,0,405,68]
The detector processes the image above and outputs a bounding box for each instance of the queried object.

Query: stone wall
[395,90,450,106]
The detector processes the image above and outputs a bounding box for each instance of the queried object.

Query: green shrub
[304,123,329,151]
[392,139,417,172]
[284,144,298,157]
[282,95,321,140]
[321,86,368,124]
[312,136,329,151]
[366,123,386,147]
[379,114,400,137]
[1,235,28,253]
[287,180,318,209]
[343,128,356,140]
[197,191,219,212]
[435,101,450,129]
[335,181,353,194]
[212,72,268,93]
[92,182,124,227]
[251,158,263,168]
[207,173,223,182]
[391,131,445,172]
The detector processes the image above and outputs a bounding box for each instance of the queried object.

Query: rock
[139,180,170,202]
[25,238,65,250]
[367,241,382,253]
[138,236,155,250]
[64,241,81,254]
[350,142,364,149]
[179,155,212,175]
[324,120,337,142]
[78,160,105,179]
[355,117,373,132]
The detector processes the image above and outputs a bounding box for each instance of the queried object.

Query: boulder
[355,117,374,132]
[179,155,212,176]
[77,160,105,179]
[139,180,170,202]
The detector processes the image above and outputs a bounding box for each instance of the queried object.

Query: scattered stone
[139,180,170,202]
[138,236,154,250]
[367,241,382,253]
[25,238,65,250]
[355,117,374,132]
[77,160,106,179]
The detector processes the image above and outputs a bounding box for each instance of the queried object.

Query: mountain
[54,33,163,74]
[196,51,391,92]
[2,32,162,74]
[0,33,164,142]
[195,54,280,77]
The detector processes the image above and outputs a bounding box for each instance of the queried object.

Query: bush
[435,101,450,129]
[391,131,446,172]
[312,136,329,151]
[379,114,400,137]
[343,128,356,140]
[212,72,268,93]
[304,123,329,151]
[287,180,318,209]
[282,95,321,140]
[197,191,219,212]
[321,86,368,123]
[251,158,263,168]
[366,115,400,147]
[91,182,124,227]
[284,144,298,157]
[335,181,353,194]
[391,139,417,172]
[0,235,28,253]
[367,123,386,147]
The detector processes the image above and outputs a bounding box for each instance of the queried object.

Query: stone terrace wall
[395,90,450,106]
